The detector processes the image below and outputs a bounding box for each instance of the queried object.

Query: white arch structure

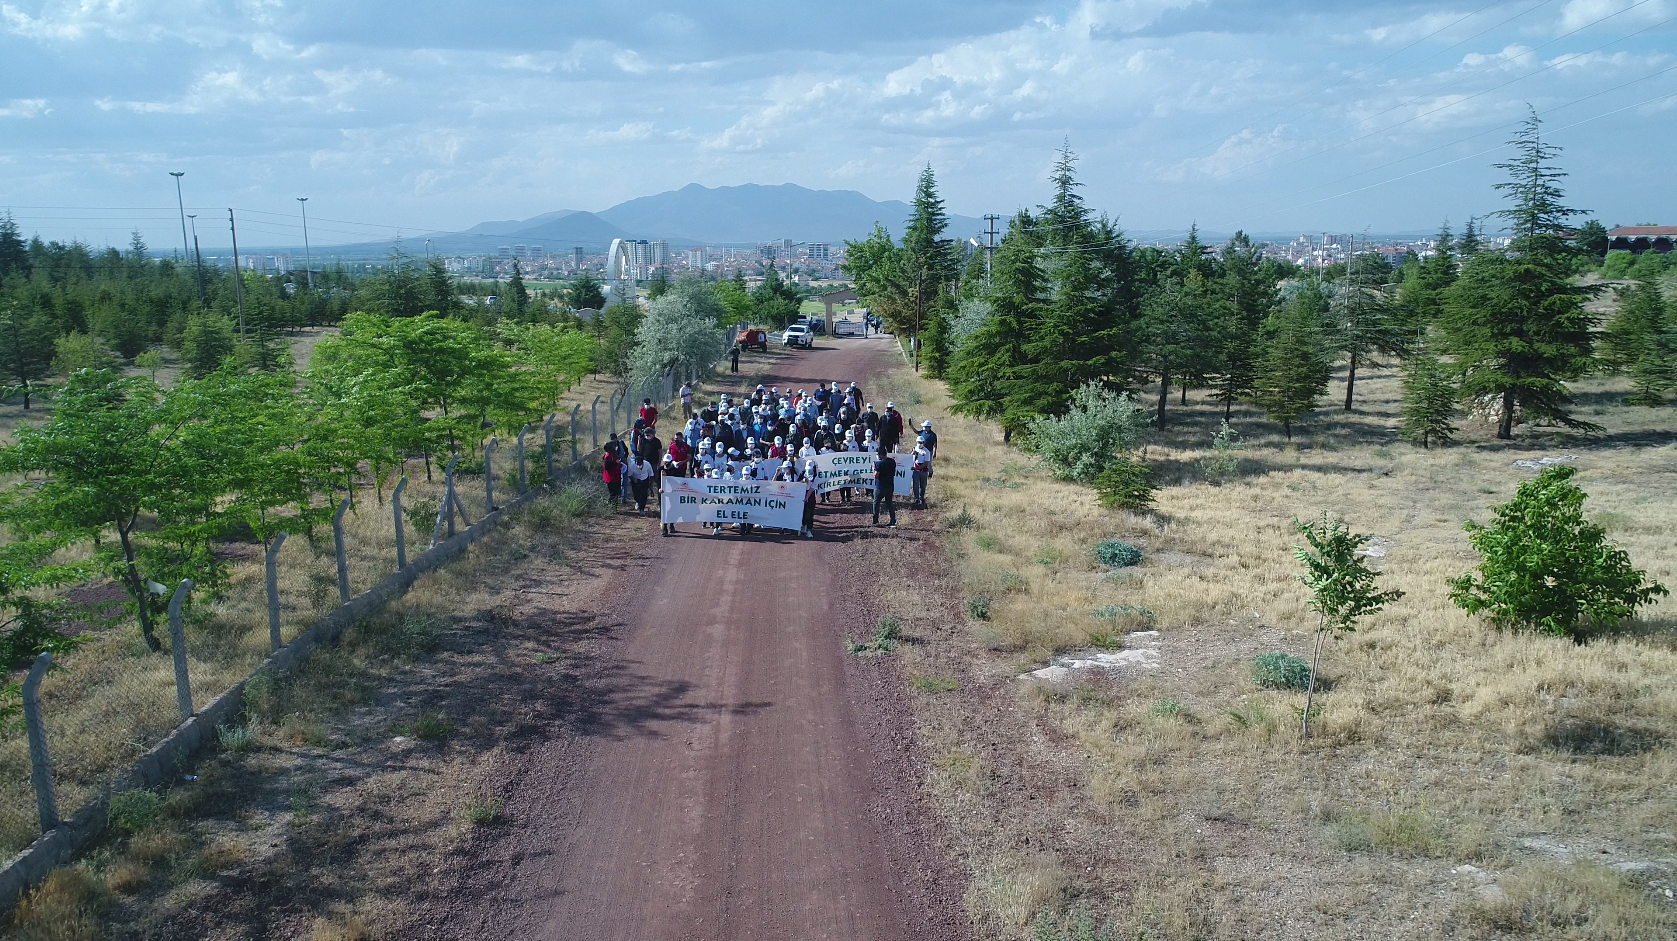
[604,238,634,308]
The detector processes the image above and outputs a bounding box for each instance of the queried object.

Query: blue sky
[1,0,1673,249]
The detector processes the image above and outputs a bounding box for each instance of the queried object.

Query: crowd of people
[598,379,938,537]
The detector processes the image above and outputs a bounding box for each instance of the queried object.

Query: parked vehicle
[798,317,827,335]
[782,324,813,348]
[737,328,769,352]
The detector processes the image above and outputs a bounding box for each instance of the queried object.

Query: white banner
[660,476,806,530]
[807,451,914,497]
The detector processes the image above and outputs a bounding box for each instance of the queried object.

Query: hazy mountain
[594,182,987,245]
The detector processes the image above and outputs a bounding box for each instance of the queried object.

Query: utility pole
[187,215,206,305]
[169,172,190,265]
[228,209,246,337]
[297,197,314,291]
[982,213,1000,282]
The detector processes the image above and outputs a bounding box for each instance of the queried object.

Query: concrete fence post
[485,438,499,512]
[333,497,352,606]
[608,391,619,437]
[516,425,530,495]
[265,532,288,653]
[547,412,560,482]
[568,405,580,467]
[433,454,460,547]
[591,395,601,450]
[22,652,57,834]
[392,476,408,570]
[168,579,195,721]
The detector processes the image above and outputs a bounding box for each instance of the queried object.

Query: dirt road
[451,336,967,940]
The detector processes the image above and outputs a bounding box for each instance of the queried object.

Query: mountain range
[320,183,988,256]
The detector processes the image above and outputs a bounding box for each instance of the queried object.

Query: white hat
[774,436,784,444]
[923,420,933,428]
[886,401,895,409]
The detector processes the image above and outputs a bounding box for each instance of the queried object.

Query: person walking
[879,402,904,452]
[679,381,694,419]
[872,448,898,528]
[640,398,659,430]
[601,449,623,509]
[918,420,938,458]
[729,343,741,373]
[659,454,684,536]
[625,451,654,515]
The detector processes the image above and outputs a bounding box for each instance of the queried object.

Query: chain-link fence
[0,364,698,862]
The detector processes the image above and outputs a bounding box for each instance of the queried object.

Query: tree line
[844,116,1673,460]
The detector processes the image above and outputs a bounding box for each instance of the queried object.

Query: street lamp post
[169,172,190,265]
[187,215,206,305]
[297,197,314,291]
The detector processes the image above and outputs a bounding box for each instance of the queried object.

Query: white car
[782,324,813,348]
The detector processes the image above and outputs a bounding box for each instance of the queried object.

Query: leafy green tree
[52,332,119,374]
[1600,281,1674,405]
[645,267,670,300]
[0,304,57,408]
[1599,250,1635,280]
[1448,466,1667,642]
[594,303,644,380]
[629,279,728,382]
[1023,381,1148,483]
[566,270,606,311]
[1252,284,1332,440]
[135,349,164,380]
[750,264,800,328]
[1291,514,1403,737]
[712,277,754,328]
[1440,114,1598,440]
[1398,340,1459,448]
[1571,219,1609,261]
[180,313,238,377]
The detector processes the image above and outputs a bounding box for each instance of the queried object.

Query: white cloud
[1159,126,1293,181]
[0,97,49,117]
[1558,0,1673,33]
[584,121,656,144]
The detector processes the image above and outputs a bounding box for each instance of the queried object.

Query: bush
[1091,604,1155,629]
[1092,457,1156,510]
[1198,420,1244,483]
[1151,698,1183,717]
[1251,651,1312,691]
[108,790,165,833]
[1023,382,1149,483]
[1448,466,1668,642]
[1092,539,1142,568]
[966,595,992,621]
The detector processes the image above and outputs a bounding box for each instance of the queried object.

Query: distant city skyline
[2,0,1673,251]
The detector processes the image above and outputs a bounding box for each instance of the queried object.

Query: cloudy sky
[2,0,1673,249]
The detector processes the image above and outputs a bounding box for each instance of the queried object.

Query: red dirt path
[448,337,969,940]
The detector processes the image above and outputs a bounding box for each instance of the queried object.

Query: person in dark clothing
[872,451,898,527]
[918,420,938,458]
[729,344,741,372]
[878,403,904,452]
[638,430,663,489]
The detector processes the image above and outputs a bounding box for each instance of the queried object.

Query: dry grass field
[872,362,1676,939]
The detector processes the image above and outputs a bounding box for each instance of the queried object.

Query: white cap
[774,436,784,444]
[887,401,895,409]
[923,420,933,428]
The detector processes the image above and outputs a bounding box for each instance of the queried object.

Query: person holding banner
[872,449,898,528]
[660,454,684,535]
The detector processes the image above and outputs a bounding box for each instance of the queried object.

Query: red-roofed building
[1607,225,1676,255]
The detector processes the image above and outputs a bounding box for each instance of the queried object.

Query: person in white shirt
[679,382,694,418]
[910,441,933,508]
[624,452,655,514]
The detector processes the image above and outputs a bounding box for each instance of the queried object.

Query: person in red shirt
[668,435,690,470]
[601,450,623,509]
[640,398,659,430]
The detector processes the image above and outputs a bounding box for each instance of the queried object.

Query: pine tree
[1213,232,1278,420]
[1458,217,1482,258]
[1253,283,1332,440]
[424,257,456,317]
[1601,281,1673,405]
[0,213,29,283]
[0,305,57,408]
[1399,340,1459,448]
[921,286,955,379]
[1330,252,1407,411]
[1440,113,1598,439]
[507,260,531,321]
[948,218,1046,441]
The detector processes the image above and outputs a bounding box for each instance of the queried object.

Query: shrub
[1151,698,1183,717]
[1092,456,1156,510]
[975,532,1000,551]
[1091,604,1155,627]
[1092,539,1142,568]
[1198,420,1244,483]
[1023,382,1149,483]
[942,505,977,529]
[1448,466,1668,642]
[1251,651,1312,691]
[966,595,992,621]
[108,790,165,834]
[216,723,255,753]
[404,496,441,534]
[461,796,504,827]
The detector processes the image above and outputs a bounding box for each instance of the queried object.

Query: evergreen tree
[1600,281,1673,405]
[566,270,606,311]
[948,219,1046,441]
[181,313,238,377]
[921,285,955,379]
[1458,217,1482,258]
[0,213,29,282]
[0,304,57,408]
[1330,252,1407,411]
[507,260,531,321]
[424,257,456,317]
[1135,269,1225,427]
[645,267,670,300]
[1214,232,1280,420]
[1571,219,1609,262]
[1440,113,1598,439]
[1253,283,1332,440]
[1399,339,1459,448]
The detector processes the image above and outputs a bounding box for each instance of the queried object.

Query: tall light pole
[187,214,206,305]
[169,172,190,264]
[296,197,314,291]
[228,209,246,337]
